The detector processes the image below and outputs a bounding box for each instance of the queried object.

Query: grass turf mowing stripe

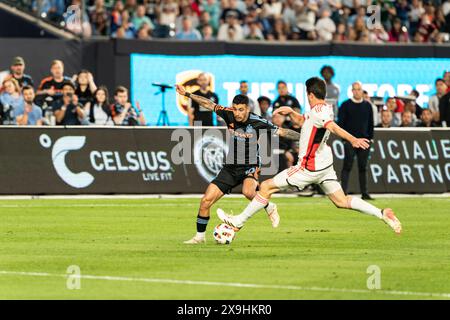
[1,270,449,299]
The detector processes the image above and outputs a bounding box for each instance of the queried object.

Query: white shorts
[273,164,342,195]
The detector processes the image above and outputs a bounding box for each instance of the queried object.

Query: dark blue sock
[196,215,210,232]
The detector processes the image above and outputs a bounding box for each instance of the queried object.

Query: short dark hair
[240,80,248,85]
[305,77,326,100]
[320,65,335,77]
[277,80,287,87]
[232,94,249,106]
[22,85,34,92]
[115,86,128,95]
[62,81,75,90]
[257,96,271,104]
[411,89,419,97]
[436,78,445,84]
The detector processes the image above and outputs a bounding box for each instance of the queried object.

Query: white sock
[264,202,275,214]
[349,197,383,219]
[236,194,269,225]
[196,232,205,240]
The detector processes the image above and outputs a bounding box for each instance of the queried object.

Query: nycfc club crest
[194,134,228,182]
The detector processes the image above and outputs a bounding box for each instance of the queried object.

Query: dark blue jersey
[215,105,278,165]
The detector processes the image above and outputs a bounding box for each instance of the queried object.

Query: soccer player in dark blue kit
[176,84,300,244]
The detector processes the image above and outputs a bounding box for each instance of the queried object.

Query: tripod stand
[153,83,173,126]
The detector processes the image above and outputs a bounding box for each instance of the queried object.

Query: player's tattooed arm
[189,94,217,111]
[273,106,305,127]
[176,84,217,111]
[277,127,301,141]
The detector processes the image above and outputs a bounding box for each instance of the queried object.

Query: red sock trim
[255,194,268,205]
[347,197,352,209]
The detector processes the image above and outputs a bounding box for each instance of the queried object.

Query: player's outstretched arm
[326,121,370,149]
[277,127,300,141]
[273,106,305,127]
[176,84,217,111]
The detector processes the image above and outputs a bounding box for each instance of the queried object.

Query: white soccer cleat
[183,236,206,244]
[216,208,242,231]
[382,208,402,234]
[266,203,280,228]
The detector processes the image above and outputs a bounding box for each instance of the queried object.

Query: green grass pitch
[0,196,449,300]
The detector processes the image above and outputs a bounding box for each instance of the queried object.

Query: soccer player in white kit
[217,77,402,234]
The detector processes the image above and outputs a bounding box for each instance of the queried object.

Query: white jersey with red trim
[297,103,334,171]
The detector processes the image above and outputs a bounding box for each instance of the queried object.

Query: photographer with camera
[111,86,146,126]
[53,82,86,125]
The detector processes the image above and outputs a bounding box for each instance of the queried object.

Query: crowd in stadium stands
[0,57,146,125]
[22,0,450,43]
[0,56,449,129]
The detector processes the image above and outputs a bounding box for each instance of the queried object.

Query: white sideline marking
[0,270,449,299]
[0,203,199,208]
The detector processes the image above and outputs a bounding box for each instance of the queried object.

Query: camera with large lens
[66,93,74,104]
[1,103,15,125]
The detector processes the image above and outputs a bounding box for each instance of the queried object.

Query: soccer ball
[213,223,236,244]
